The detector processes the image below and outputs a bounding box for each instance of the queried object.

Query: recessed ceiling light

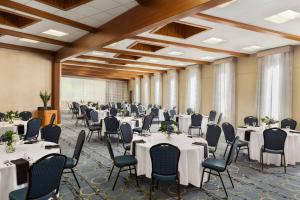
[167,51,184,56]
[90,51,104,56]
[42,29,68,37]
[19,38,39,43]
[200,56,215,60]
[242,45,264,52]
[108,42,118,47]
[148,59,158,63]
[217,0,237,8]
[265,10,300,24]
[202,37,225,45]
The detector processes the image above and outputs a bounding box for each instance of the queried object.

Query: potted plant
[39,90,51,110]
[5,130,19,153]
[5,111,19,124]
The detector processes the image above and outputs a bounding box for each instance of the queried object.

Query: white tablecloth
[102,117,143,133]
[146,109,164,121]
[177,115,209,134]
[0,120,28,136]
[237,127,300,166]
[97,110,109,120]
[0,141,60,200]
[132,133,208,187]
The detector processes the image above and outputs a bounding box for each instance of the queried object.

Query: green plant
[5,111,19,123]
[158,121,180,135]
[40,90,51,109]
[261,116,278,126]
[5,130,18,145]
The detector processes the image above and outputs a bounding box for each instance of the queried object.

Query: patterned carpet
[58,111,300,200]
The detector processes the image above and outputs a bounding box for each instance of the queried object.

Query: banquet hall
[1,0,300,199]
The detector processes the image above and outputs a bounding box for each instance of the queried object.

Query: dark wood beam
[195,13,300,42]
[0,42,54,55]
[132,35,249,57]
[77,55,181,69]
[62,70,131,80]
[56,0,231,61]
[100,48,210,64]
[0,0,96,32]
[0,27,70,46]
[52,62,61,123]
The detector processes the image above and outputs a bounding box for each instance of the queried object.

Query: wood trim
[195,13,300,42]
[52,62,61,123]
[0,0,96,32]
[77,55,182,69]
[0,42,54,55]
[55,0,232,61]
[35,0,92,11]
[132,35,249,57]
[0,27,70,46]
[62,71,131,80]
[100,48,210,64]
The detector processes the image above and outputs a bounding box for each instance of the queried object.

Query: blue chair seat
[238,140,248,147]
[124,143,131,151]
[105,131,119,135]
[153,173,177,181]
[90,125,101,131]
[64,157,76,169]
[9,188,54,200]
[77,115,84,119]
[189,125,201,128]
[202,158,226,172]
[261,146,284,154]
[114,155,137,168]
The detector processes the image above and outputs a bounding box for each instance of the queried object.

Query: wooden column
[52,62,61,123]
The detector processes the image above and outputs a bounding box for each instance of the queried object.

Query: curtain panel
[168,70,178,109]
[105,80,128,103]
[134,77,141,103]
[141,75,150,106]
[153,73,162,106]
[185,65,201,113]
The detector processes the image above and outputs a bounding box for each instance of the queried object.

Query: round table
[0,120,27,136]
[237,127,300,166]
[0,141,60,200]
[177,115,209,135]
[102,116,143,133]
[132,133,208,187]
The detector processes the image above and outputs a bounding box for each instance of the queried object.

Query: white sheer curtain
[134,77,141,103]
[256,46,293,120]
[185,65,201,113]
[105,80,128,103]
[213,58,236,125]
[168,70,178,109]
[142,75,150,106]
[153,73,162,106]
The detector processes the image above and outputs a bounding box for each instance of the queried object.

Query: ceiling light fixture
[265,10,300,24]
[202,37,225,45]
[167,51,184,56]
[42,29,68,37]
[242,45,264,52]
[200,56,215,60]
[148,59,158,63]
[217,0,237,8]
[90,51,104,56]
[19,38,39,43]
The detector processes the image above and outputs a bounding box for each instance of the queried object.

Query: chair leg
[134,166,139,187]
[283,154,286,173]
[227,169,234,188]
[200,168,206,189]
[223,143,229,157]
[149,178,153,200]
[177,177,181,200]
[235,147,240,162]
[208,169,211,182]
[112,168,121,190]
[247,146,250,161]
[71,169,80,188]
[212,152,216,158]
[108,165,114,182]
[281,154,283,166]
[261,152,264,172]
[218,171,228,198]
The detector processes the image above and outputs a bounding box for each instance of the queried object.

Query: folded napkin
[45,144,60,149]
[10,158,29,185]
[176,116,179,123]
[239,126,247,128]
[192,142,208,158]
[290,130,300,134]
[132,140,146,156]
[244,130,255,141]
[16,124,25,135]
[24,140,38,144]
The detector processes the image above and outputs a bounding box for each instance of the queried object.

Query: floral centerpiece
[92,102,100,110]
[118,108,127,117]
[158,121,181,137]
[6,111,19,124]
[39,90,51,109]
[5,130,19,153]
[261,116,279,128]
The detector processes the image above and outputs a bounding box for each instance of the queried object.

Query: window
[186,66,201,112]
[154,74,162,105]
[168,70,178,108]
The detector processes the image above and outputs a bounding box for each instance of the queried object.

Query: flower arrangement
[5,130,18,153]
[6,111,19,123]
[159,121,181,136]
[40,90,51,109]
[261,116,279,127]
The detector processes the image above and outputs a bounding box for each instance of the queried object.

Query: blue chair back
[90,110,99,123]
[191,114,202,126]
[226,136,240,166]
[106,135,115,161]
[19,111,32,121]
[120,123,133,143]
[27,154,66,199]
[41,125,61,144]
[25,118,42,140]
[169,109,176,119]
[0,112,5,121]
[244,116,258,126]
[131,104,138,113]
[72,130,86,166]
[281,118,297,130]
[208,110,217,122]
[222,122,235,143]
[117,102,122,109]
[104,116,119,132]
[110,108,117,117]
[151,107,159,118]
[263,128,287,151]
[142,115,153,131]
[85,108,93,120]
[206,124,221,148]
[49,113,56,126]
[217,113,223,125]
[150,143,180,176]
[163,111,171,121]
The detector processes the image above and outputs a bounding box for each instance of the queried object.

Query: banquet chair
[41,125,61,144]
[200,137,239,198]
[106,135,139,190]
[104,116,120,145]
[206,124,222,158]
[9,153,66,200]
[64,130,86,188]
[208,110,217,123]
[188,114,203,137]
[217,113,223,125]
[149,143,181,200]
[110,107,118,117]
[85,108,93,121]
[72,102,80,119]
[138,105,145,117]
[244,116,258,126]
[151,107,159,122]
[75,105,87,126]
[131,104,138,115]
[48,113,56,126]
[170,108,177,119]
[84,113,101,142]
[163,111,171,122]
[186,108,193,115]
[0,112,5,121]
[19,111,32,121]
[281,118,297,130]
[261,128,287,173]
[90,110,100,126]
[133,115,153,134]
[24,118,42,140]
[68,102,73,113]
[222,122,250,161]
[120,123,133,154]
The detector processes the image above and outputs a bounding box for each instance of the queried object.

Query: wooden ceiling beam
[0,0,96,32]
[0,42,54,55]
[63,60,162,73]
[132,35,249,57]
[195,13,300,42]
[62,65,137,76]
[77,55,181,69]
[0,27,70,46]
[55,0,231,61]
[62,70,131,80]
[100,47,210,64]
